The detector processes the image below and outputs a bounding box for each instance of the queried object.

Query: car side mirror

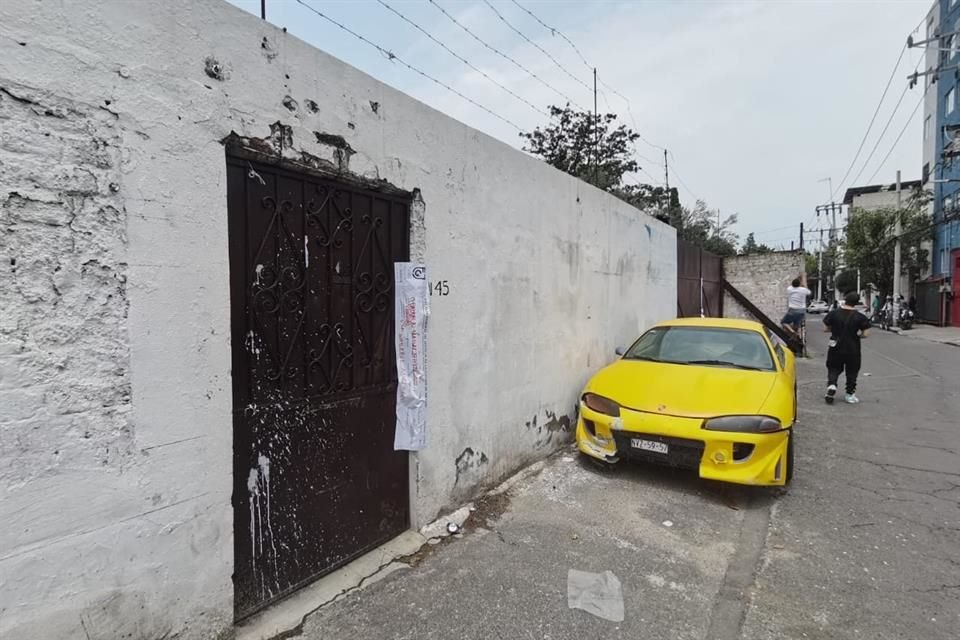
[615,347,626,356]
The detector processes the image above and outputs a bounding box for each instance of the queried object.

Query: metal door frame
[225,141,414,620]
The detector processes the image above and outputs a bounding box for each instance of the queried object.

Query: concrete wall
[723,252,805,323]
[0,1,676,637]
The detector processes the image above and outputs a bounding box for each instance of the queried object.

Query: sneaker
[845,394,860,404]
[825,384,837,405]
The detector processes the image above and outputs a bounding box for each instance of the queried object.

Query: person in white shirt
[781,273,811,336]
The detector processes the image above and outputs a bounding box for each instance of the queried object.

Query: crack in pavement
[704,494,774,640]
[267,558,411,640]
[834,453,960,479]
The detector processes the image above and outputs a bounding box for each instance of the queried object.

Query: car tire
[793,383,798,424]
[784,430,794,486]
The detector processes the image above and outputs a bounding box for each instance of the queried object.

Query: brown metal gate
[677,239,723,317]
[226,154,411,619]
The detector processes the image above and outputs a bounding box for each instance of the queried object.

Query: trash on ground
[567,569,625,622]
[863,372,872,377]
[571,533,580,540]
[419,504,473,540]
[562,456,575,462]
[662,520,674,528]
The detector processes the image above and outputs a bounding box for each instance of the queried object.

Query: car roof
[653,317,767,333]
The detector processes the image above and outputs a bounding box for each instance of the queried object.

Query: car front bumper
[575,402,791,486]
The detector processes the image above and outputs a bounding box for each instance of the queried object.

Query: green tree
[520,105,677,223]
[843,191,931,296]
[741,233,773,255]
[835,269,859,295]
[520,105,640,192]
[676,200,739,256]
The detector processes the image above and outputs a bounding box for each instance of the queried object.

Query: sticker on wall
[394,263,429,450]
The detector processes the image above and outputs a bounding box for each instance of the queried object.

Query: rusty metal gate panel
[677,239,722,317]
[227,155,410,619]
[699,249,723,317]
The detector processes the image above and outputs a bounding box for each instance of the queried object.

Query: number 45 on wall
[430,280,450,296]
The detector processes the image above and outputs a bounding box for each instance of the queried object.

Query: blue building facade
[933,0,960,283]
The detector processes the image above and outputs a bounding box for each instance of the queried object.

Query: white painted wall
[0,1,676,637]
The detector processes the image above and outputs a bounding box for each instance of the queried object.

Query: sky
[227,0,931,249]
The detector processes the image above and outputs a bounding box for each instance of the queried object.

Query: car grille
[612,432,705,470]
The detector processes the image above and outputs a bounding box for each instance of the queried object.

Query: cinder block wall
[723,252,805,323]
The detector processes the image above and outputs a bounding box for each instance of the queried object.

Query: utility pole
[893,170,902,327]
[716,209,721,238]
[663,149,670,220]
[800,222,804,251]
[261,0,266,19]
[832,202,841,304]
[817,229,824,301]
[593,68,598,186]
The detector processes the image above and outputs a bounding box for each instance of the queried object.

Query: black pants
[826,350,861,394]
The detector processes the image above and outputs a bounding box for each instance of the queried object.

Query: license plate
[632,438,668,454]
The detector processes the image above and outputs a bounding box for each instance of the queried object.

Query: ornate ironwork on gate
[226,150,411,619]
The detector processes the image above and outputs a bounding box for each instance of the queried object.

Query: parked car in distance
[807,300,829,314]
[577,318,796,486]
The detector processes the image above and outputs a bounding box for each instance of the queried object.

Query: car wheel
[785,430,794,485]
[793,384,798,424]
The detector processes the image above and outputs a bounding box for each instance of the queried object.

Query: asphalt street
[299,328,959,640]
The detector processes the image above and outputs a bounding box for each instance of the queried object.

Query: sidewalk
[901,323,960,347]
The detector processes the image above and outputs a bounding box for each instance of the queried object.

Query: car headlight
[703,415,782,433]
[581,393,621,417]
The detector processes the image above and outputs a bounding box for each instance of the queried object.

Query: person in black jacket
[823,292,871,405]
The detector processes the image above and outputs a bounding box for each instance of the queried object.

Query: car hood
[586,359,778,418]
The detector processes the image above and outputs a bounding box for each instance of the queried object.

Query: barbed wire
[427,0,586,111]
[294,0,524,131]
[481,0,592,93]
[375,0,548,117]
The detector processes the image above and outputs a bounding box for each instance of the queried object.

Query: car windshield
[623,326,776,371]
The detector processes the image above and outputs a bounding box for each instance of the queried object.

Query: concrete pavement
[294,329,959,640]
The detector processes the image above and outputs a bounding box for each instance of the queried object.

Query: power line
[427,0,586,111]
[481,0,592,93]
[507,0,665,151]
[294,0,523,131]
[752,223,806,237]
[865,95,923,184]
[669,163,701,201]
[510,0,592,69]
[831,43,908,200]
[849,61,919,188]
[375,0,547,117]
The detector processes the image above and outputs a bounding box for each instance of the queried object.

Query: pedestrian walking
[823,292,871,405]
[781,273,811,338]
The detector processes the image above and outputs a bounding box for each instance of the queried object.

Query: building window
[928,15,935,40]
[923,162,931,183]
[947,87,955,114]
[942,249,949,275]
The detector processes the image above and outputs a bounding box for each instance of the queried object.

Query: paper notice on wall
[394,263,428,451]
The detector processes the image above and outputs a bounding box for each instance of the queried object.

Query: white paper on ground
[567,569,624,622]
[394,263,428,451]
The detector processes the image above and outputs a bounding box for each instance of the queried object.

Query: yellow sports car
[576,317,796,486]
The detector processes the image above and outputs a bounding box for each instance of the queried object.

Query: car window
[774,343,786,369]
[624,326,775,371]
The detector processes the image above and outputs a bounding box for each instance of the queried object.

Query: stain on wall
[454,447,489,487]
